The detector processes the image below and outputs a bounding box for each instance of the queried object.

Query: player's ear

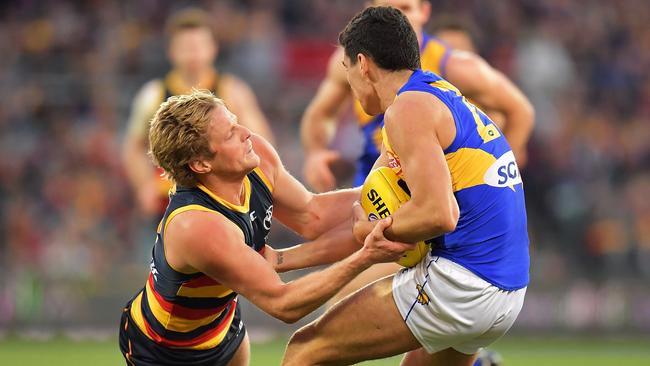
[358,53,370,80]
[189,158,212,175]
[420,1,432,23]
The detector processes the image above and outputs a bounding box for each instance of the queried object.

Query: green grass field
[1,335,649,365]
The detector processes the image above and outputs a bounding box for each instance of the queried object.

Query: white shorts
[392,255,526,355]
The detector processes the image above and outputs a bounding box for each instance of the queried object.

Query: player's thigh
[289,275,421,364]
[401,347,477,366]
[226,333,250,366]
[328,262,401,305]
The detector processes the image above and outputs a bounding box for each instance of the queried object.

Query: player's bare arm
[222,74,276,145]
[164,206,409,324]
[263,220,362,273]
[445,51,535,166]
[301,47,353,192]
[354,92,460,243]
[253,134,360,240]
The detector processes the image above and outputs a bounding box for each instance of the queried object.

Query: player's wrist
[347,250,374,271]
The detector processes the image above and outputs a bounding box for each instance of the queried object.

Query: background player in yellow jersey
[119,90,413,365]
[122,8,274,217]
[431,17,477,53]
[301,0,533,193]
[283,7,529,365]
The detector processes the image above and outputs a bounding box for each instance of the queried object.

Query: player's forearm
[384,199,458,243]
[305,188,360,238]
[122,139,155,189]
[275,250,372,323]
[274,222,360,273]
[502,100,535,157]
[300,107,336,152]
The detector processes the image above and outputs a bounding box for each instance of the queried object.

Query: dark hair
[429,16,477,43]
[165,8,215,40]
[338,6,420,71]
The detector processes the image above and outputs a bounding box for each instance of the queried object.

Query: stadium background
[0,0,649,364]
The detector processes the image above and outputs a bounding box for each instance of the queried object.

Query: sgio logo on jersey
[483,151,522,188]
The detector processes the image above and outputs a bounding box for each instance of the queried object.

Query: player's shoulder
[220,73,253,94]
[385,90,452,131]
[167,202,244,243]
[138,78,165,95]
[133,78,165,104]
[445,49,492,85]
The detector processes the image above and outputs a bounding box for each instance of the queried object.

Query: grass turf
[0,335,648,365]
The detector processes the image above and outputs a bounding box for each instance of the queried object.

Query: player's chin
[245,151,261,168]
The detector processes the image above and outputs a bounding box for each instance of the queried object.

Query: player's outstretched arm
[254,135,360,241]
[300,47,352,192]
[445,51,535,166]
[380,93,460,243]
[264,220,362,273]
[223,74,276,145]
[166,210,410,324]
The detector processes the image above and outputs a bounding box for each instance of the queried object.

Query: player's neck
[376,69,414,112]
[175,68,216,90]
[198,173,248,206]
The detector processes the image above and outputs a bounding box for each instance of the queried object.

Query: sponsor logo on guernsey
[483,151,522,188]
[263,205,273,230]
[386,150,403,176]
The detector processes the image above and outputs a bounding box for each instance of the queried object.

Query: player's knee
[284,325,327,365]
[287,323,318,348]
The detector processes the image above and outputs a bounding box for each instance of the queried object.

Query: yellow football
[360,167,431,267]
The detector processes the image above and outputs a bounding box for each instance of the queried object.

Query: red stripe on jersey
[147,275,229,320]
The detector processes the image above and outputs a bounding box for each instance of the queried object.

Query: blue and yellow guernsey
[353,34,451,186]
[128,167,274,350]
[384,69,529,290]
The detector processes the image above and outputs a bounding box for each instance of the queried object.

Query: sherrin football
[360,167,431,267]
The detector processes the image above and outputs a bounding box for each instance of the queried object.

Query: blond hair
[149,90,223,187]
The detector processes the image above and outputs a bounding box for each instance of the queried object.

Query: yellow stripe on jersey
[197,178,251,213]
[188,303,236,350]
[383,126,496,193]
[445,148,496,192]
[144,280,226,333]
[371,125,383,152]
[354,100,375,126]
[430,80,461,96]
[129,293,153,341]
[253,167,274,193]
[461,98,501,144]
[421,39,448,76]
[176,284,234,298]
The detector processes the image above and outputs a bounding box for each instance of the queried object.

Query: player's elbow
[442,203,460,233]
[300,105,321,143]
[277,311,301,324]
[425,214,457,236]
[424,203,459,235]
[298,202,327,240]
[268,302,303,324]
[518,97,536,128]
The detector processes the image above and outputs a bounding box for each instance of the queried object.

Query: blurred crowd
[0,0,648,330]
